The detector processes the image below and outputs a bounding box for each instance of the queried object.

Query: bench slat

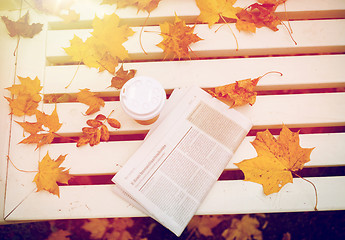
[5,176,345,220]
[37,133,345,175]
[38,92,345,135]
[43,54,345,96]
[46,0,345,27]
[46,19,345,64]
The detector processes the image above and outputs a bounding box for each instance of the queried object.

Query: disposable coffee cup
[120,76,166,125]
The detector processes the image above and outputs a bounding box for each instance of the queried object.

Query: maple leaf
[196,0,241,27]
[209,72,282,107]
[33,152,72,197]
[1,11,43,38]
[102,0,162,13]
[222,215,263,240]
[157,15,202,59]
[236,19,257,33]
[17,106,62,149]
[236,3,281,32]
[5,76,42,116]
[110,65,136,89]
[235,126,314,195]
[47,230,71,240]
[76,89,105,115]
[187,215,222,237]
[64,14,134,74]
[82,219,109,239]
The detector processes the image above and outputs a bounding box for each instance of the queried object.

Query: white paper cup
[120,76,166,125]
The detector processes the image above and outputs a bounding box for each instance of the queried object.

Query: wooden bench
[1,0,345,223]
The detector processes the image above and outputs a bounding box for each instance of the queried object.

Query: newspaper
[112,86,252,236]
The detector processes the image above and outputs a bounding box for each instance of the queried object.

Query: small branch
[65,61,81,89]
[7,155,38,173]
[292,172,318,211]
[218,14,239,51]
[139,12,150,55]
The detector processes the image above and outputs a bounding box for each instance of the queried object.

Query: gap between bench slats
[40,92,345,136]
[46,0,345,28]
[38,133,345,175]
[45,19,345,64]
[43,54,345,96]
[5,176,345,221]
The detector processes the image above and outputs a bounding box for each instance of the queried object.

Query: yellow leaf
[235,126,314,195]
[196,0,241,27]
[5,76,42,116]
[77,89,105,115]
[187,215,222,236]
[236,19,256,33]
[157,15,202,59]
[33,152,72,197]
[35,106,62,133]
[222,215,262,240]
[82,219,109,239]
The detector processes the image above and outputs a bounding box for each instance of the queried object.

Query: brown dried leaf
[100,124,110,141]
[77,89,105,115]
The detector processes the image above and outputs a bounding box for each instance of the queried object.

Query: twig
[292,172,318,211]
[65,61,81,89]
[7,155,38,173]
[218,14,239,51]
[139,12,150,55]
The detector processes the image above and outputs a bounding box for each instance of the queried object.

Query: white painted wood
[2,11,48,222]
[5,176,345,220]
[46,19,345,64]
[39,133,345,175]
[43,54,345,95]
[40,93,345,135]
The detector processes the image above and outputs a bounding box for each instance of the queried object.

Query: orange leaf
[235,19,256,33]
[100,124,110,141]
[110,65,136,89]
[235,126,314,195]
[157,15,202,59]
[35,106,62,132]
[33,152,72,197]
[5,76,42,116]
[19,132,55,150]
[82,219,109,239]
[1,11,43,38]
[236,3,281,32]
[210,72,282,107]
[15,121,43,134]
[77,89,105,115]
[107,118,121,129]
[187,215,222,237]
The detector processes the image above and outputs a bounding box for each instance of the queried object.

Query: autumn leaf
[64,13,134,74]
[47,230,71,240]
[33,152,72,197]
[102,0,162,13]
[258,0,287,5]
[222,215,263,240]
[187,215,222,237]
[76,89,105,115]
[235,126,314,195]
[60,10,80,23]
[77,114,121,147]
[157,15,202,59]
[82,219,109,239]
[236,3,281,32]
[31,0,80,22]
[110,65,136,89]
[209,71,282,107]
[1,11,43,38]
[5,76,42,116]
[17,106,62,149]
[195,0,241,27]
[236,19,257,33]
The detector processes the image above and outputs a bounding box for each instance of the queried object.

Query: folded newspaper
[112,86,252,236]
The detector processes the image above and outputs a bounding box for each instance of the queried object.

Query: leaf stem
[292,172,318,211]
[7,155,38,173]
[65,61,81,89]
[139,12,150,55]
[218,14,239,51]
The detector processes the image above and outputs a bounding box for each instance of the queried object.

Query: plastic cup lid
[120,76,166,121]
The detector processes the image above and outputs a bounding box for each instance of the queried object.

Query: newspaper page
[112,86,252,236]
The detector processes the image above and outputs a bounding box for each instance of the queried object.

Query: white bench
[1,0,345,223]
